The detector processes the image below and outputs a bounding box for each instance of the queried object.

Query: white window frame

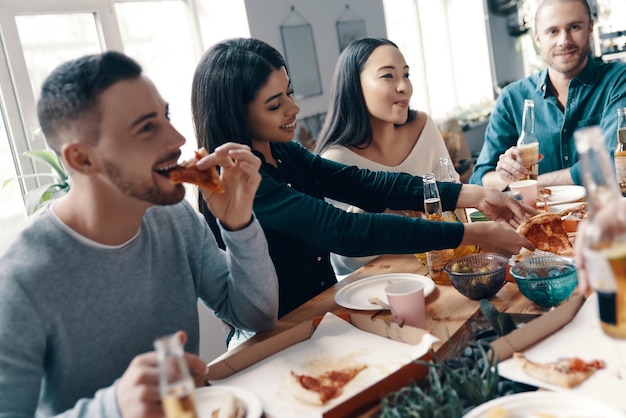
[0,0,124,196]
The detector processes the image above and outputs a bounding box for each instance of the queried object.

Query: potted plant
[2,149,70,215]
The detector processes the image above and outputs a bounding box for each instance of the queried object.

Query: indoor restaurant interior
[1,0,625,416]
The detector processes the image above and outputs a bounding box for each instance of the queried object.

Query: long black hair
[191,37,287,153]
[315,37,415,155]
[191,38,287,248]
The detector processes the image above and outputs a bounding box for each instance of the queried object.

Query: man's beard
[102,158,185,206]
[545,41,590,76]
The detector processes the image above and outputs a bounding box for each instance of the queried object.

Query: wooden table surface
[231,253,552,417]
[250,253,545,357]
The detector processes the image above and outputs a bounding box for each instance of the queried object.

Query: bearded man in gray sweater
[0,51,278,417]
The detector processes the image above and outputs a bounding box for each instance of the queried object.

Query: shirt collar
[537,54,598,96]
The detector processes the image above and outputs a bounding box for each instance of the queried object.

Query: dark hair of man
[534,0,592,30]
[37,51,142,153]
[314,37,416,155]
[191,37,287,154]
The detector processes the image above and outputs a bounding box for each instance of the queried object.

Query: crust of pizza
[516,213,574,256]
[559,203,587,220]
[210,392,246,418]
[168,148,224,193]
[287,365,367,405]
[513,352,605,388]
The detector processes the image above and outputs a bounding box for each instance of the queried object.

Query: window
[0,107,25,241]
[383,0,495,119]
[0,0,248,236]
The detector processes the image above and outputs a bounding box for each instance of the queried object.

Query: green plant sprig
[1,149,70,215]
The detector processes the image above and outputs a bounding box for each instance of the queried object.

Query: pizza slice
[288,364,367,405]
[559,203,587,220]
[516,213,574,256]
[513,352,605,388]
[167,147,224,193]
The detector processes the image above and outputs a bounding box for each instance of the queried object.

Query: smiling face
[534,0,593,79]
[91,76,187,206]
[359,45,412,125]
[246,67,300,149]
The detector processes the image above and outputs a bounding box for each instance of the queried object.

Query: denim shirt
[470,56,626,186]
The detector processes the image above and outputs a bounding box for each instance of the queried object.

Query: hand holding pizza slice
[516,212,574,256]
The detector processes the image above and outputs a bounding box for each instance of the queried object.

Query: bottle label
[597,291,617,325]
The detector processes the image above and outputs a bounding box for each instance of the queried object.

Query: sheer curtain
[383,0,495,120]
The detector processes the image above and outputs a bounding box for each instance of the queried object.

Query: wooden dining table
[229,253,561,417]
[249,253,546,357]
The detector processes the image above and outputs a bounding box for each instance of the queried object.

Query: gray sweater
[0,200,278,417]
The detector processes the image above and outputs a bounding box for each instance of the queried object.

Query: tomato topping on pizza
[167,148,224,193]
[288,365,367,405]
[516,213,574,256]
[513,352,605,388]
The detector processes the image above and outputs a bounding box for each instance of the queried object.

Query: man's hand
[116,352,162,418]
[495,146,528,183]
[196,143,262,231]
[575,198,626,295]
[116,331,208,418]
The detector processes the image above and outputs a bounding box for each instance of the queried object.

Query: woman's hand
[461,222,534,257]
[457,184,537,229]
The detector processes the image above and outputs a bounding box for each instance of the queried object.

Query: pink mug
[385,281,426,329]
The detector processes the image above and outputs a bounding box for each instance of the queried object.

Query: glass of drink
[594,243,626,338]
[154,334,199,418]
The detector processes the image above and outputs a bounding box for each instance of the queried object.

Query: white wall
[243,0,387,118]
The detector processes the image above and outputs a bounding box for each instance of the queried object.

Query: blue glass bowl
[510,256,578,307]
[444,253,508,300]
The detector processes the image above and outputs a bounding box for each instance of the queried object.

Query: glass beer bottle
[516,99,539,180]
[575,126,626,339]
[154,334,199,418]
[423,173,455,285]
[614,107,626,196]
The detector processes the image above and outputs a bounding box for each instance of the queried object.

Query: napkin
[209,312,438,418]
[498,292,626,414]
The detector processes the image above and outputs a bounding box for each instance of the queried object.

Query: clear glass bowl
[444,253,508,300]
[510,256,578,307]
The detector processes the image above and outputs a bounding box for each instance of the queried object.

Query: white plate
[334,273,435,310]
[194,385,263,418]
[536,185,586,207]
[462,391,623,418]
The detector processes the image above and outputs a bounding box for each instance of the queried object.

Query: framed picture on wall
[336,19,366,51]
[280,22,323,99]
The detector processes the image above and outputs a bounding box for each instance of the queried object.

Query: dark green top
[203,141,466,317]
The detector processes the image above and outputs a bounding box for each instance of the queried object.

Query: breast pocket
[575,114,602,130]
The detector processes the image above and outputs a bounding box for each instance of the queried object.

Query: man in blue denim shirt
[470,0,626,189]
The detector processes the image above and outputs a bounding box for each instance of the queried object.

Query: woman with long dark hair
[315,37,459,273]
